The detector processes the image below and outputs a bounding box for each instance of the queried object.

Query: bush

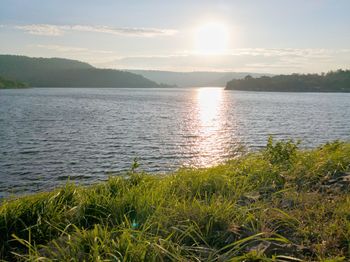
[264,136,299,167]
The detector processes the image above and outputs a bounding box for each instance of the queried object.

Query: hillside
[0,55,159,88]
[127,70,270,87]
[0,76,28,89]
[226,70,350,92]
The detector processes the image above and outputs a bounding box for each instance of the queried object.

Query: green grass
[1,139,350,261]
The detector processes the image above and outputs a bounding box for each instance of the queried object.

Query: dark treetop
[225,70,350,92]
[0,55,159,88]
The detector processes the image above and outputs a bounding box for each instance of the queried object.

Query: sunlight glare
[194,22,229,55]
[197,88,223,126]
[193,88,224,166]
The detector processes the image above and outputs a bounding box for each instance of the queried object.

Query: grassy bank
[0,76,28,89]
[1,139,350,261]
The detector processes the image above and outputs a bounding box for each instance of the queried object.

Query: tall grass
[0,139,349,261]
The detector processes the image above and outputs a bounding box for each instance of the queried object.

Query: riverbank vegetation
[1,139,350,261]
[0,76,28,89]
[226,69,350,92]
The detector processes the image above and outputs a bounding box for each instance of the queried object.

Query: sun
[194,22,229,55]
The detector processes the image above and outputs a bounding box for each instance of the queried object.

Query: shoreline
[2,86,350,93]
[1,139,349,260]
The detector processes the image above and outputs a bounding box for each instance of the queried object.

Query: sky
[0,0,349,73]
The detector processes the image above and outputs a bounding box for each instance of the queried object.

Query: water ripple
[0,87,349,196]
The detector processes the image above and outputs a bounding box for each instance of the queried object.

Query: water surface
[1,88,349,196]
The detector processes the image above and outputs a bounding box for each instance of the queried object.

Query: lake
[1,87,349,196]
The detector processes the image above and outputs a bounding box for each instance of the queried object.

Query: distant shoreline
[225,70,350,92]
[2,86,350,93]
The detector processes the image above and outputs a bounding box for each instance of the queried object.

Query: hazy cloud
[12,24,177,37]
[68,25,177,37]
[111,48,350,73]
[33,44,120,65]
[15,24,64,36]
[36,44,114,54]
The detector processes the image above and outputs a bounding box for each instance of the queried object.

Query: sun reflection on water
[197,87,223,128]
[192,87,226,167]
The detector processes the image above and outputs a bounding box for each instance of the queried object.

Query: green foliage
[130,157,140,174]
[0,76,28,89]
[226,69,350,92]
[0,140,350,261]
[265,136,299,166]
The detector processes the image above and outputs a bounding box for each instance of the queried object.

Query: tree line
[226,70,350,92]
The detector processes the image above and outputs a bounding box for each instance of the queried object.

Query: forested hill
[0,55,159,87]
[225,70,350,92]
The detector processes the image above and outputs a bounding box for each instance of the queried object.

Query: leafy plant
[264,136,300,167]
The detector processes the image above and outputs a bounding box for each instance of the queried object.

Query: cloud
[110,48,350,73]
[15,24,64,36]
[13,43,350,73]
[186,48,347,59]
[33,44,120,65]
[68,25,177,37]
[12,24,177,37]
[36,44,114,54]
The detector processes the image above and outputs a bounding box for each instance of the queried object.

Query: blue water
[1,87,349,196]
